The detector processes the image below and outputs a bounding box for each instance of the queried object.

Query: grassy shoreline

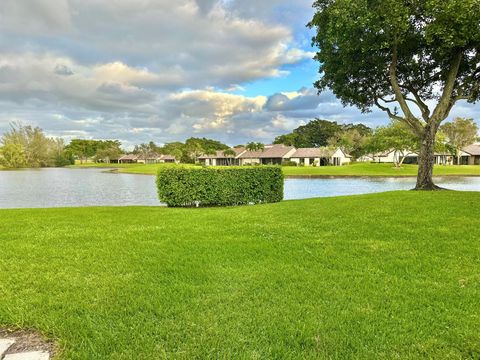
[2,162,480,177]
[67,162,480,177]
[1,191,479,358]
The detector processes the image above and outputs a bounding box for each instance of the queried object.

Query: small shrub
[157,166,284,207]
[281,160,297,166]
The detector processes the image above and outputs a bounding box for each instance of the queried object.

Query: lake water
[1,168,480,208]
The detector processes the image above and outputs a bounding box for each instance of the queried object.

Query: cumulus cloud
[0,1,311,89]
[0,0,72,34]
[0,0,477,148]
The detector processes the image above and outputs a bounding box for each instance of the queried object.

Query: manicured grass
[1,192,479,359]
[283,163,480,177]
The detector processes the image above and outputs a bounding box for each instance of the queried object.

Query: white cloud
[0,0,477,148]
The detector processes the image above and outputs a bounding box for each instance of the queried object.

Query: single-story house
[363,144,480,165]
[256,144,296,165]
[198,147,245,166]
[200,144,350,167]
[462,144,480,165]
[118,154,138,164]
[199,145,297,166]
[157,154,177,163]
[237,149,263,165]
[289,147,351,166]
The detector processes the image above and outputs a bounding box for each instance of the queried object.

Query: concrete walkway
[0,339,49,360]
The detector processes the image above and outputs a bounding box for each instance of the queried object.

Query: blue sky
[0,0,478,148]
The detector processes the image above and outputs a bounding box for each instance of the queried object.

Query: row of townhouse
[118,153,177,164]
[359,144,480,165]
[198,144,352,166]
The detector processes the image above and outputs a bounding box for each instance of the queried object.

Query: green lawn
[283,162,480,177]
[1,191,479,359]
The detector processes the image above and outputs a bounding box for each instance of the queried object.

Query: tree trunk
[415,128,441,190]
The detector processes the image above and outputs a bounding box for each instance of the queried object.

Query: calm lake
[1,168,480,208]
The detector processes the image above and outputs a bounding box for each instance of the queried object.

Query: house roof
[463,144,480,156]
[119,154,138,160]
[291,147,334,158]
[143,153,162,160]
[159,154,176,160]
[238,150,263,159]
[258,144,295,158]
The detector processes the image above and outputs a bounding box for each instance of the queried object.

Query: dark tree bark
[415,127,440,190]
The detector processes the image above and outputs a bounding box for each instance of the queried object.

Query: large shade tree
[309,0,480,189]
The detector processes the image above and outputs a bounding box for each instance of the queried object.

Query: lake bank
[1,191,479,358]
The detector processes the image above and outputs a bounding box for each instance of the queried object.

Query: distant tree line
[273,117,478,164]
[1,118,477,169]
[65,139,123,164]
[132,137,229,164]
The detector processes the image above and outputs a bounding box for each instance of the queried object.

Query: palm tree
[246,142,264,152]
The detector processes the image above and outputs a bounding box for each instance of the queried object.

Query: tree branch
[389,46,424,135]
[431,51,463,125]
[401,84,431,121]
[374,99,423,137]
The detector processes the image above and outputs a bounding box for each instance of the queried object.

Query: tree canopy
[367,122,419,167]
[274,119,372,149]
[0,123,73,168]
[309,0,480,189]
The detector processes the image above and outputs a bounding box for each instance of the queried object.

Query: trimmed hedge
[157,166,284,207]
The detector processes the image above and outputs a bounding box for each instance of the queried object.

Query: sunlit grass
[1,191,479,358]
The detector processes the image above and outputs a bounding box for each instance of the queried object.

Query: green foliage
[309,0,480,187]
[67,139,123,163]
[328,128,372,159]
[157,166,283,207]
[367,122,420,167]
[0,123,69,168]
[157,137,229,163]
[281,160,298,167]
[65,139,97,162]
[368,122,419,154]
[274,119,372,149]
[272,133,298,146]
[246,142,265,151]
[309,0,480,111]
[274,119,342,147]
[441,117,479,157]
[0,142,27,168]
[55,152,75,167]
